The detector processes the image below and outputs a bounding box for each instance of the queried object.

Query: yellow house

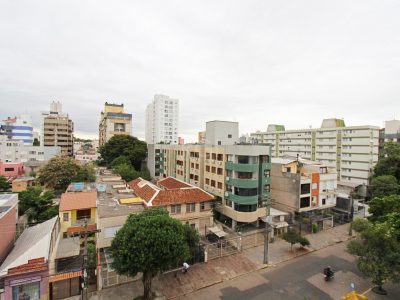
[59,190,97,238]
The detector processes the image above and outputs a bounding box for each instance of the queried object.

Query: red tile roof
[128,177,214,206]
[59,190,97,212]
[67,223,97,235]
[128,178,158,202]
[158,177,191,190]
[8,258,47,275]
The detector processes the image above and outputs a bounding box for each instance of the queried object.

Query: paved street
[182,242,400,300]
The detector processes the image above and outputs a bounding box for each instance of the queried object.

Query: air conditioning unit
[224,192,229,197]
[226,177,230,181]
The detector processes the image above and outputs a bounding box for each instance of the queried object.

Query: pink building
[0,162,25,177]
[0,194,18,264]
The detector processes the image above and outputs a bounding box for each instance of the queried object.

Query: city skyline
[1,1,400,142]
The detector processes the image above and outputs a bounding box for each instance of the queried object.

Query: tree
[38,157,95,192]
[112,163,138,182]
[98,135,147,170]
[0,175,10,191]
[368,194,400,222]
[347,218,400,294]
[369,175,400,198]
[183,224,200,261]
[374,142,400,181]
[282,229,310,251]
[33,138,40,146]
[110,208,189,300]
[18,187,58,223]
[110,156,131,168]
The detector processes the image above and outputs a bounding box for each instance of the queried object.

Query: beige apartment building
[251,119,379,185]
[41,102,74,156]
[148,143,272,230]
[99,102,132,146]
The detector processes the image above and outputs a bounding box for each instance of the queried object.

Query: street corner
[307,270,370,300]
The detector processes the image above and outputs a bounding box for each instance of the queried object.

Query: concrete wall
[0,206,17,263]
[205,121,239,146]
[270,164,300,214]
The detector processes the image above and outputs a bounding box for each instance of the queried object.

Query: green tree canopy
[38,157,95,192]
[282,229,309,251]
[368,194,400,223]
[374,142,400,181]
[112,163,138,182]
[98,135,147,170]
[369,175,400,198]
[18,186,58,223]
[0,175,10,191]
[347,218,400,293]
[110,208,189,300]
[110,155,131,168]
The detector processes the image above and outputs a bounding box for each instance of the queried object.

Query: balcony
[225,162,258,172]
[226,192,258,205]
[226,177,258,188]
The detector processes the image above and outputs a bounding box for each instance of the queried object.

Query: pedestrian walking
[182,262,190,274]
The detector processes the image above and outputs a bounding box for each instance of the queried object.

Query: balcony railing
[70,218,96,227]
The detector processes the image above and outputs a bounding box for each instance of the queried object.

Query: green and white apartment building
[148,121,272,230]
[250,119,379,185]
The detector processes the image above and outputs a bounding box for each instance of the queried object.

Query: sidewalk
[92,224,352,300]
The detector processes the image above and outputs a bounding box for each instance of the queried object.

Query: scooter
[323,267,334,281]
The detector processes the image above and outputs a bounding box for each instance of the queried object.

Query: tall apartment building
[145,94,179,144]
[41,101,74,156]
[0,114,33,145]
[148,121,271,230]
[99,102,132,146]
[251,119,379,185]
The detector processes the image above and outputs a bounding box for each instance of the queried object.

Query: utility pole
[348,196,354,236]
[263,196,271,264]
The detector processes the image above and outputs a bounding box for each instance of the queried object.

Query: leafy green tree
[110,208,189,300]
[368,194,400,222]
[374,142,400,181]
[33,138,40,146]
[282,229,310,251]
[369,175,400,198]
[38,157,95,192]
[183,224,200,260]
[347,218,400,294]
[72,163,96,182]
[98,135,147,170]
[18,187,58,223]
[110,156,131,168]
[0,175,10,191]
[112,163,138,182]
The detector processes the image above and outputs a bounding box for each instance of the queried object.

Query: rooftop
[97,173,144,218]
[59,190,97,212]
[128,177,214,206]
[0,216,57,275]
[158,177,191,190]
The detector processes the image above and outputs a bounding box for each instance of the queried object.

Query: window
[200,202,209,211]
[211,180,216,187]
[217,168,223,175]
[300,196,310,208]
[206,153,210,159]
[5,167,14,172]
[300,183,311,194]
[205,178,210,185]
[312,182,318,189]
[228,134,232,138]
[264,185,270,192]
[171,204,181,214]
[322,198,326,205]
[206,166,210,172]
[186,203,196,213]
[212,153,216,160]
[63,213,69,222]
[217,182,223,189]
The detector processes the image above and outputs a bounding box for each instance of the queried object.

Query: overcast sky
[1,0,399,142]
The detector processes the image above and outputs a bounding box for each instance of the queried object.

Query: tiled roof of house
[8,258,47,275]
[128,177,214,206]
[59,190,97,212]
[158,177,191,190]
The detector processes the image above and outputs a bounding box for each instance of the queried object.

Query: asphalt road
[183,242,400,300]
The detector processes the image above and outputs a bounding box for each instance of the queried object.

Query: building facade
[0,136,61,163]
[148,143,272,230]
[99,102,132,146]
[41,101,74,156]
[0,114,33,146]
[0,194,18,264]
[251,119,379,185]
[270,157,337,215]
[145,94,179,144]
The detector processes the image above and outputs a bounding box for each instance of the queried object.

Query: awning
[270,221,289,229]
[67,224,97,235]
[49,271,82,283]
[208,226,228,238]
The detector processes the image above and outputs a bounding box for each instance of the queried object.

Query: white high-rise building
[145,94,179,144]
